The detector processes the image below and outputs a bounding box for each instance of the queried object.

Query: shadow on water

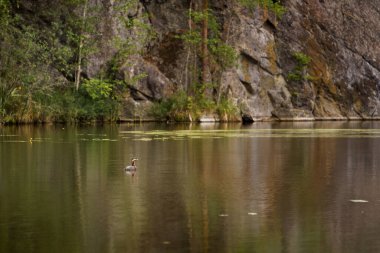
[1,122,380,252]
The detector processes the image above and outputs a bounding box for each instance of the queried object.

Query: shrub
[287,52,313,82]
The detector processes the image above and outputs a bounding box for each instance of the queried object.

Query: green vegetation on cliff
[287,52,313,82]
[0,0,284,124]
[151,0,284,122]
[0,0,143,123]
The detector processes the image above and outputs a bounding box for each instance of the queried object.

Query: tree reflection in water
[1,122,380,252]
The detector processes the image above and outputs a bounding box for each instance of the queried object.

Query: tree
[177,2,236,96]
[74,0,89,91]
[201,0,209,87]
[0,0,56,122]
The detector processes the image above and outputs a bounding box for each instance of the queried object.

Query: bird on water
[125,158,138,172]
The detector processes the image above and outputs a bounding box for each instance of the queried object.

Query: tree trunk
[75,0,88,91]
[184,0,194,94]
[201,0,209,87]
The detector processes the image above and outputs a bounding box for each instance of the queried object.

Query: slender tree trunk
[0,85,4,121]
[75,0,88,91]
[201,0,209,87]
[184,0,193,94]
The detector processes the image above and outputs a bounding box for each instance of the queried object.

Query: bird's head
[131,158,138,166]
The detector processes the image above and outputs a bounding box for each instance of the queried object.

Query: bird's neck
[132,161,135,166]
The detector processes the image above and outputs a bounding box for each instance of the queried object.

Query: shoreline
[2,116,380,126]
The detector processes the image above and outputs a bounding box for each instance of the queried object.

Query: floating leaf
[135,138,153,141]
[350,200,369,203]
[1,140,27,143]
[119,131,145,134]
[188,136,202,139]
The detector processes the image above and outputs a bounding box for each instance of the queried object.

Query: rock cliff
[105,0,379,121]
[276,0,380,120]
[15,0,380,122]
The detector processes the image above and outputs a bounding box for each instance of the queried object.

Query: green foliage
[239,0,286,17]
[208,38,238,69]
[167,8,240,121]
[293,52,312,66]
[150,86,239,122]
[287,52,313,82]
[0,0,9,26]
[192,83,217,111]
[217,97,239,118]
[150,85,218,122]
[46,88,120,122]
[177,9,237,71]
[0,7,59,123]
[150,91,193,121]
[190,9,220,35]
[176,30,202,45]
[0,0,153,124]
[82,79,113,100]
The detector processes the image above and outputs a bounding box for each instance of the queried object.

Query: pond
[1,121,380,253]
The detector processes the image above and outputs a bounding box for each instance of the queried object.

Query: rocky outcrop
[218,0,380,121]
[108,0,379,121]
[276,0,380,120]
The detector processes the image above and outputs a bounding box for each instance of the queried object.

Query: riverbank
[3,116,380,126]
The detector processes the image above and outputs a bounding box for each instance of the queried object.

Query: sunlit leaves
[82,79,113,100]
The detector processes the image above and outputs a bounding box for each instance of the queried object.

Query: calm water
[1,122,380,253]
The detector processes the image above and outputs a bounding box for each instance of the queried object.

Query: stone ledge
[199,114,220,123]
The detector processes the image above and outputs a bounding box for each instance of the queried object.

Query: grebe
[125,158,138,172]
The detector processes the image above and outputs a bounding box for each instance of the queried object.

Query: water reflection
[1,122,380,252]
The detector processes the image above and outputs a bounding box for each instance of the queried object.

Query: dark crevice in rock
[258,63,277,76]
[271,111,281,120]
[242,114,254,123]
[239,79,255,95]
[240,51,259,65]
[243,52,276,76]
[128,85,156,102]
[262,19,276,33]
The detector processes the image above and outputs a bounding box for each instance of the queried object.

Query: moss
[265,41,278,74]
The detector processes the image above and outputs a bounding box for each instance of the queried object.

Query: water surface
[1,122,380,252]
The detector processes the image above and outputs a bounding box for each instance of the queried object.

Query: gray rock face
[87,0,380,121]
[276,0,380,119]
